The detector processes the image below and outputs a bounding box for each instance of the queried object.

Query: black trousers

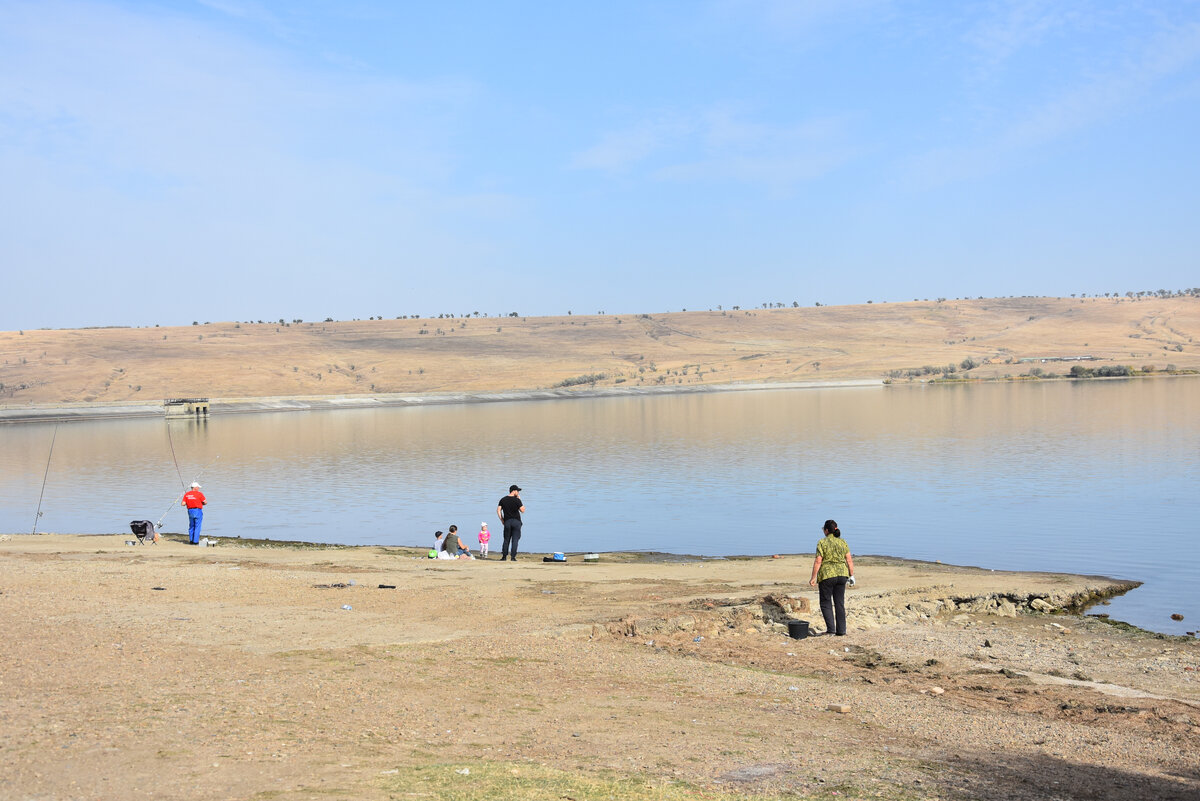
[502,518,522,558]
[819,576,849,635]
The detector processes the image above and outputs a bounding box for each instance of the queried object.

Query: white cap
[190,482,201,488]
[481,522,488,526]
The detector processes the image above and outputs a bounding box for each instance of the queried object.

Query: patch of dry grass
[1,296,1197,404]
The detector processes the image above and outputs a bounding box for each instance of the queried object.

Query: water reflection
[1,379,1196,634]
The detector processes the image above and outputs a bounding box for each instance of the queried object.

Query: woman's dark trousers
[819,576,849,635]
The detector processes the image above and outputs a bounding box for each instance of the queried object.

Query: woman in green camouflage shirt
[809,519,855,636]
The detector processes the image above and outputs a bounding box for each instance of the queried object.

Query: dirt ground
[1,535,1197,800]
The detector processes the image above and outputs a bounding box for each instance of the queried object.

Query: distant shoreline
[5,371,1197,425]
[0,378,882,424]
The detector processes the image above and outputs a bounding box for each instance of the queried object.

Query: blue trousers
[188,508,203,543]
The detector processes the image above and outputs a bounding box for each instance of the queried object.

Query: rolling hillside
[1,296,1197,406]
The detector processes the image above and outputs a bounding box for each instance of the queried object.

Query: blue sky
[2,0,1199,329]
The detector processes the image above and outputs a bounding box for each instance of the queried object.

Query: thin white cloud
[904,16,1200,187]
[195,0,277,24]
[0,1,476,186]
[655,149,854,188]
[705,0,892,37]
[0,0,519,327]
[569,116,693,171]
[572,108,858,189]
[193,0,306,48]
[963,0,1082,76]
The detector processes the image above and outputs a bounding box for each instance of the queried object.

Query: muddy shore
[1,534,1197,800]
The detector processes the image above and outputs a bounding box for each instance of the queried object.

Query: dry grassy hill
[1,296,1198,405]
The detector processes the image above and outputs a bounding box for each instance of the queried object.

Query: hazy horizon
[6,289,1200,333]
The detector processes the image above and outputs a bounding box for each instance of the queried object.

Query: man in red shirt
[182,482,207,544]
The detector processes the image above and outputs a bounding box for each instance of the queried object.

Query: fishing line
[155,454,221,530]
[31,425,58,535]
[165,422,186,490]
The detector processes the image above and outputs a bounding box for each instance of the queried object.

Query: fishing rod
[155,454,221,530]
[31,425,58,535]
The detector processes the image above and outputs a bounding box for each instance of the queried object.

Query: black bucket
[787,620,810,639]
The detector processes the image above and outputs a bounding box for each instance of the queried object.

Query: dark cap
[509,484,521,492]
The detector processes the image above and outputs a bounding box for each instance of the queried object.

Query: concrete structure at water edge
[163,398,210,419]
[1017,355,1099,363]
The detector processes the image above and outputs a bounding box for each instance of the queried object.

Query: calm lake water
[2,379,1197,635]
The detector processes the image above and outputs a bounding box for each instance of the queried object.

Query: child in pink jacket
[478,522,491,559]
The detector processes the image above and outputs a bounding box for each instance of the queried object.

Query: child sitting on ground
[478,522,491,559]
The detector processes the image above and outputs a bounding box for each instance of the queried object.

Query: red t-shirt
[183,490,206,509]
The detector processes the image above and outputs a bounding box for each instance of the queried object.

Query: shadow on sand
[937,749,1199,801]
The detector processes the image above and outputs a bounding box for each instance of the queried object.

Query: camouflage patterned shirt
[816,535,850,582]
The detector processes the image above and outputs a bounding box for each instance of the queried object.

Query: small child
[478,522,491,559]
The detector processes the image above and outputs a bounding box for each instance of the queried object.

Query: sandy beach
[1,534,1197,800]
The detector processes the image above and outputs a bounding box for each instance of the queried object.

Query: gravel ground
[1,535,1197,800]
